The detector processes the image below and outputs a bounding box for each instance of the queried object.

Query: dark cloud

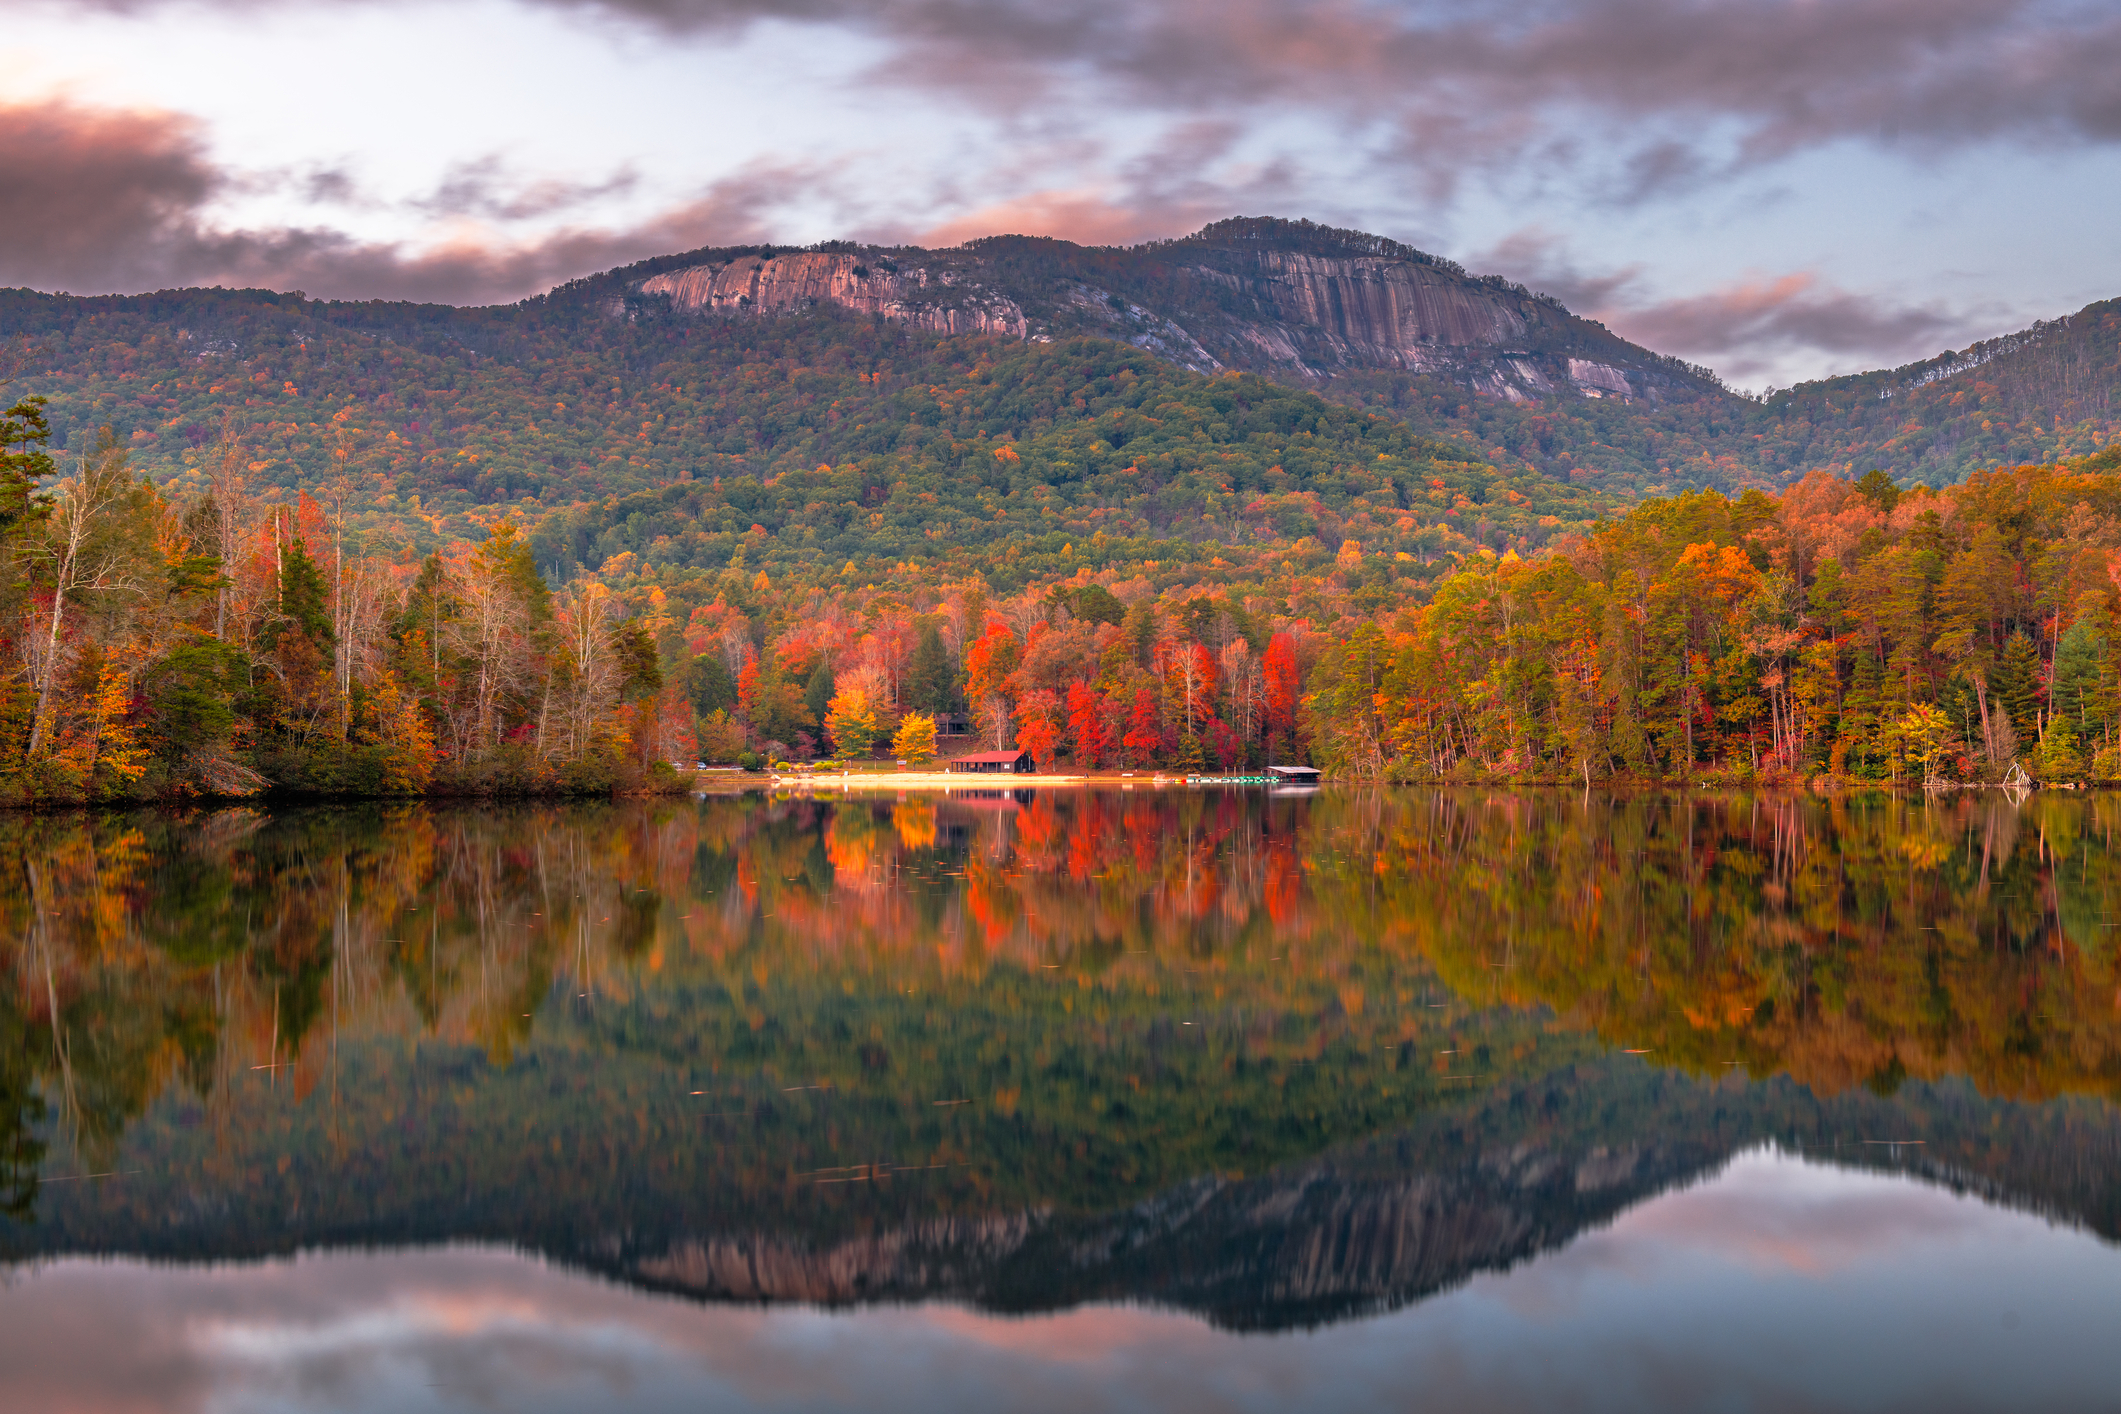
[301,165,360,205]
[513,0,2121,173]
[39,1,2121,203]
[0,99,792,302]
[52,0,2121,209]
[0,98,222,292]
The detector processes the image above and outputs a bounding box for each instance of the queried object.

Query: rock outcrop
[623,219,1719,405]
[639,252,1031,341]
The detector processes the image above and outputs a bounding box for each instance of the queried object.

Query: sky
[1,0,2118,389]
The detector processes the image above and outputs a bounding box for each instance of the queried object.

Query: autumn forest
[0,240,2119,799]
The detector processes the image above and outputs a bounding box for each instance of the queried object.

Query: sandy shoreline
[770,771,1178,790]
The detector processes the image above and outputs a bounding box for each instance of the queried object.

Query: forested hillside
[0,217,2117,797]
[1,219,2114,550]
[1325,297,2121,494]
[0,287,1593,575]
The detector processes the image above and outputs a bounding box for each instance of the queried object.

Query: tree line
[1305,450,2121,784]
[11,345,2121,794]
[0,394,683,803]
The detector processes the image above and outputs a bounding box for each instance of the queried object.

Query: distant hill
[0,217,2113,587]
[1744,298,2121,484]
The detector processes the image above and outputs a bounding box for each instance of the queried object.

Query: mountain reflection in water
[7,1149,2120,1414]
[1,788,2119,1351]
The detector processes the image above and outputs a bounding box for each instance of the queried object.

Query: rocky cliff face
[608,1133,1710,1330]
[629,1210,1043,1304]
[638,252,1032,341]
[623,218,1713,405]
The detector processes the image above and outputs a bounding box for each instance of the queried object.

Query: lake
[3,789,2119,1412]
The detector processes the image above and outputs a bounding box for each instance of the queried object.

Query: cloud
[909,121,1303,249]
[1612,275,1969,371]
[45,0,2121,220]
[1478,226,1986,384]
[0,98,808,302]
[512,0,2121,180]
[36,0,2121,226]
[915,191,1192,250]
[0,97,222,293]
[413,156,643,222]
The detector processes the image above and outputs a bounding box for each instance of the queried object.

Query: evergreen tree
[906,621,954,712]
[1125,602,1158,667]
[1992,631,2043,744]
[684,654,737,714]
[1067,583,1126,627]
[614,620,662,702]
[2052,619,2109,739]
[804,659,836,725]
[0,395,53,533]
[277,537,334,649]
[1853,469,1902,514]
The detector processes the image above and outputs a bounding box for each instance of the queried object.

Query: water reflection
[3,1150,2117,1414]
[2,789,2120,1333]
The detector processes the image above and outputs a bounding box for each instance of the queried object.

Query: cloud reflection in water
[2,1149,2114,1414]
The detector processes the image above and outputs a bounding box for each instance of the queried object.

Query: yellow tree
[826,687,880,757]
[1888,703,1955,787]
[892,711,939,763]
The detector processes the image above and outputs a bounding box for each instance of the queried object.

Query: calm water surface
[3,789,2119,1412]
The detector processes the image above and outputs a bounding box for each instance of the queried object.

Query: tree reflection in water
[1,789,2119,1324]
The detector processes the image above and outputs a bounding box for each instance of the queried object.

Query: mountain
[1741,297,2121,485]
[609,217,1724,407]
[14,1025,2119,1332]
[559,216,2121,493]
[0,259,1610,593]
[0,216,2114,593]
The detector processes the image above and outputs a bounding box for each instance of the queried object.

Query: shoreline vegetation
[3,372,2120,806]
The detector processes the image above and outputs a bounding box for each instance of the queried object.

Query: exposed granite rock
[640,252,1031,340]
[624,220,1719,406]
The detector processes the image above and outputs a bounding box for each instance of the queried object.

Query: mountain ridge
[594,216,1727,409]
[0,215,2112,569]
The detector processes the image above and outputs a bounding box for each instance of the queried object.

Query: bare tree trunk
[28,578,69,757]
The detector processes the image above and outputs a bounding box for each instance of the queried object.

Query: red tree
[1122,688,1166,766]
[735,646,761,731]
[1016,688,1064,770]
[1263,632,1299,750]
[1067,680,1108,767]
[963,618,1022,748]
[963,619,1021,706]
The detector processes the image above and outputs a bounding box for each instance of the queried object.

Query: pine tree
[277,536,334,649]
[906,621,954,712]
[2052,620,2108,739]
[1992,631,2043,745]
[804,659,835,724]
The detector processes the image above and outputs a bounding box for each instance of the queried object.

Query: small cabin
[1268,765,1323,783]
[949,750,1036,775]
